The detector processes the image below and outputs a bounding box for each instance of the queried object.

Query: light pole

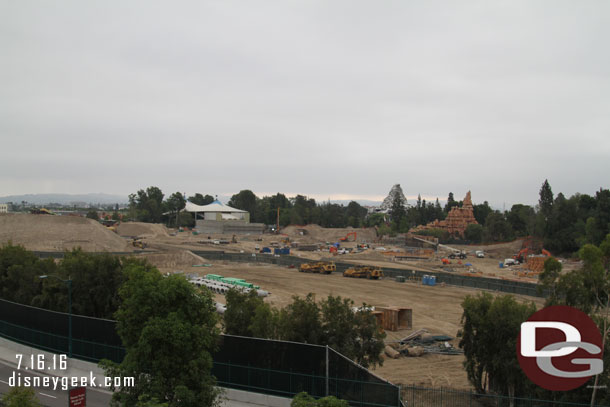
[39,275,72,358]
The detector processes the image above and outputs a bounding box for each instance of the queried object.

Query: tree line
[0,243,382,406]
[459,233,610,405]
[125,181,610,256]
[222,289,385,368]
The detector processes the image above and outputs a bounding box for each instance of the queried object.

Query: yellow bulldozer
[299,261,336,274]
[343,265,383,279]
[132,238,147,249]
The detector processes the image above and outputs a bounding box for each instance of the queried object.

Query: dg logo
[517,305,604,391]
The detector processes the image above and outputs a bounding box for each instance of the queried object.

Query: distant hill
[0,193,128,205]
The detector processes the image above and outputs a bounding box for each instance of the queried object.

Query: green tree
[86,209,99,220]
[345,201,367,228]
[129,187,165,223]
[279,294,323,344]
[0,243,56,306]
[351,306,386,368]
[249,302,280,339]
[103,264,219,407]
[460,293,536,397]
[537,179,553,239]
[464,223,483,243]
[228,190,258,215]
[592,189,610,245]
[165,192,186,228]
[444,192,460,213]
[291,392,348,407]
[365,213,385,227]
[224,289,266,337]
[537,234,610,405]
[390,193,406,228]
[538,179,554,220]
[188,193,214,206]
[39,250,124,319]
[484,212,514,242]
[473,201,493,226]
[506,204,535,237]
[1,386,42,407]
[544,193,580,254]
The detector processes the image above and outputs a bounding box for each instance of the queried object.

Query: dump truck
[343,265,383,279]
[299,261,336,274]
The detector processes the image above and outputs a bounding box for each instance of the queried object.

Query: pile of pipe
[189,277,269,297]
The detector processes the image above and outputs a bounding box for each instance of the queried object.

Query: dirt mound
[282,224,377,243]
[136,250,208,273]
[0,213,132,252]
[116,222,170,238]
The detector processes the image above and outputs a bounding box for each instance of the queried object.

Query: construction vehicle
[101,219,119,233]
[132,238,146,249]
[340,232,357,242]
[343,265,383,279]
[514,247,551,263]
[30,208,54,215]
[448,250,467,259]
[299,262,336,274]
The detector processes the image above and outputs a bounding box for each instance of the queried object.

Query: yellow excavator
[343,265,383,279]
[299,261,336,274]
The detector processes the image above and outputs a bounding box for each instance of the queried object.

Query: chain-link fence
[190,250,544,297]
[0,299,402,407]
[28,250,544,297]
[402,385,609,407]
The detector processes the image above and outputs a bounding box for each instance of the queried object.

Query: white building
[0,204,8,213]
[184,200,263,234]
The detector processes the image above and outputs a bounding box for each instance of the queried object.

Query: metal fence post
[325,345,329,397]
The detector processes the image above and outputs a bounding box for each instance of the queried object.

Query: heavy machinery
[513,237,551,263]
[340,232,357,242]
[132,238,146,249]
[448,250,467,259]
[101,219,119,233]
[343,265,383,279]
[299,262,336,274]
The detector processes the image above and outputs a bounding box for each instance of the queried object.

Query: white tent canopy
[184,200,247,213]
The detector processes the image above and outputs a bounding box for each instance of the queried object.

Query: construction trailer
[376,307,413,331]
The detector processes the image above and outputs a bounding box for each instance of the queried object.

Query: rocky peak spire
[380,184,408,211]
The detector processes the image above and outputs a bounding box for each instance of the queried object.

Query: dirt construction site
[0,214,555,389]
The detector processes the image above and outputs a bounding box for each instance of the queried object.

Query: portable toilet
[422,275,430,285]
[429,275,437,286]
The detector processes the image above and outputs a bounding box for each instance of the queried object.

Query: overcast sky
[1,1,609,208]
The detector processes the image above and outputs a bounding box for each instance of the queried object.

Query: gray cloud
[1,1,609,208]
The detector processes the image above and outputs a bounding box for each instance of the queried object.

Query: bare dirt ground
[141,228,554,283]
[1,218,552,389]
[151,256,544,389]
[116,222,170,238]
[0,213,132,252]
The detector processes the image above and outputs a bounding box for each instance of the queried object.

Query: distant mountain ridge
[0,193,128,205]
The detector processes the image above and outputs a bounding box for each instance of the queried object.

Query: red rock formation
[411,191,478,237]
